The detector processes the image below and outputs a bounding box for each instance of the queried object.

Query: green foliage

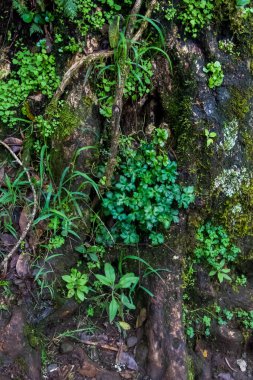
[98,128,194,245]
[218,39,238,55]
[236,309,253,329]
[194,223,240,282]
[178,0,214,38]
[96,15,170,118]
[95,262,139,322]
[203,61,224,88]
[13,0,54,35]
[96,54,153,117]
[75,244,105,269]
[0,47,59,127]
[55,0,78,19]
[35,115,59,138]
[72,0,132,37]
[165,2,177,21]
[62,268,89,302]
[235,274,247,286]
[204,129,217,147]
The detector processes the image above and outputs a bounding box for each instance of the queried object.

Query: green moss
[57,101,81,138]
[14,356,28,372]
[186,355,195,380]
[226,87,252,121]
[221,179,253,238]
[24,324,41,349]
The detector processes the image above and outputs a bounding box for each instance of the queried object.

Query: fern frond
[55,0,78,19]
[12,0,29,16]
[30,23,43,35]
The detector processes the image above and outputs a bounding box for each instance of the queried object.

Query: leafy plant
[0,46,59,127]
[95,262,139,322]
[62,268,89,302]
[194,223,240,282]
[203,61,224,89]
[235,274,247,286]
[178,0,214,38]
[13,0,54,35]
[98,128,194,245]
[96,14,170,118]
[209,259,232,283]
[55,0,78,19]
[218,39,238,55]
[204,129,217,147]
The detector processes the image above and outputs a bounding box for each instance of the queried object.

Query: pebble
[127,336,138,348]
[60,341,74,354]
[48,364,58,373]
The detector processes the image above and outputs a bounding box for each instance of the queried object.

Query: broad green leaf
[117,273,139,289]
[109,297,119,323]
[121,294,136,310]
[22,12,34,23]
[104,263,115,283]
[62,275,72,283]
[95,274,112,287]
[77,290,85,302]
[237,0,250,6]
[221,273,232,281]
[67,289,75,298]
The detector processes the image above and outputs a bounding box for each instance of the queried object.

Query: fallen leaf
[19,207,29,234]
[0,167,5,185]
[117,351,138,371]
[78,353,101,378]
[202,349,208,358]
[0,233,17,247]
[136,308,147,328]
[3,137,23,146]
[16,253,30,278]
[120,370,135,379]
[119,321,131,330]
[29,92,43,102]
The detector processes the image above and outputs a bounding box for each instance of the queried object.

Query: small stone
[237,359,247,372]
[60,341,74,354]
[47,364,58,373]
[218,373,234,380]
[127,336,137,348]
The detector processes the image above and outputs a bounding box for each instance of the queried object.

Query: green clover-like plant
[62,268,89,302]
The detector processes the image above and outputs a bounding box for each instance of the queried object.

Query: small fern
[55,0,78,19]
[30,23,43,35]
[12,0,29,16]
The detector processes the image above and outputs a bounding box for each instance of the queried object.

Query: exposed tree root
[53,50,114,103]
[104,0,158,187]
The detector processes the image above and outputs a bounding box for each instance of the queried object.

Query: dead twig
[0,140,37,275]
[81,340,121,352]
[225,357,237,373]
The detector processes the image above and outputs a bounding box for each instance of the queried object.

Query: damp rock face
[0,307,41,379]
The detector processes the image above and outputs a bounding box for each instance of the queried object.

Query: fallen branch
[133,0,158,42]
[0,140,37,275]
